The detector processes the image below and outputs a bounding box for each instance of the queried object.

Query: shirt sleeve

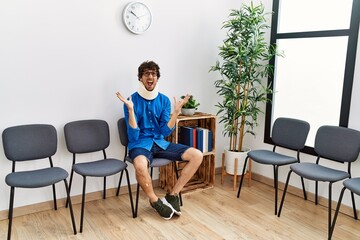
[123,103,140,142]
[159,96,175,137]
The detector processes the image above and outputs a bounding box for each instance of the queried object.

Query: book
[180,126,212,152]
[196,128,203,152]
[192,127,197,148]
[196,127,213,153]
[179,126,196,148]
[207,130,212,152]
[196,127,210,153]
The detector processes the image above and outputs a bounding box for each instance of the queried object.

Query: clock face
[123,2,152,34]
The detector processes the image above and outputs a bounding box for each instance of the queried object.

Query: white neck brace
[137,81,159,100]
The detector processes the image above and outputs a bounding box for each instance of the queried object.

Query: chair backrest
[272,117,310,150]
[64,119,110,154]
[2,124,57,161]
[117,118,128,147]
[315,125,360,163]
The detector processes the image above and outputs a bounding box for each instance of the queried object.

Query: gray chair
[237,117,310,215]
[2,124,77,240]
[277,125,360,239]
[64,119,134,232]
[116,117,183,218]
[331,177,360,238]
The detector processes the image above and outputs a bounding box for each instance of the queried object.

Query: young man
[116,60,203,220]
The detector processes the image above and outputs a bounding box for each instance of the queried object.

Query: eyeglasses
[143,71,157,77]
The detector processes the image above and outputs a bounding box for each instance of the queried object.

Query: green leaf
[210,1,283,151]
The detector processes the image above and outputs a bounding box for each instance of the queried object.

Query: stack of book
[179,126,212,153]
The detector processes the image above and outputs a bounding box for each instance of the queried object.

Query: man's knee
[183,148,203,164]
[133,155,149,171]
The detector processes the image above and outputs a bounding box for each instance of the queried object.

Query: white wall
[0,0,240,210]
[0,0,359,211]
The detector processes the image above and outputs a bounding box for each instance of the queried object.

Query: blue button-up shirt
[124,92,175,151]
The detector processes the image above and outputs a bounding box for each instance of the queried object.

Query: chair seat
[151,158,173,167]
[291,162,349,182]
[5,167,68,188]
[343,178,360,195]
[73,158,127,177]
[248,150,298,165]
[125,155,173,167]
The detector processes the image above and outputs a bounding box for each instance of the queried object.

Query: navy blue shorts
[129,143,190,164]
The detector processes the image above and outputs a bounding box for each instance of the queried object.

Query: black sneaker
[162,194,181,216]
[150,199,174,220]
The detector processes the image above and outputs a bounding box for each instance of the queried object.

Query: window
[265,0,360,154]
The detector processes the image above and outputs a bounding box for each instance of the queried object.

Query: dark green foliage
[209,2,282,151]
[181,95,200,109]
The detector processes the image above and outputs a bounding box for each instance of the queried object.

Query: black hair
[137,60,160,80]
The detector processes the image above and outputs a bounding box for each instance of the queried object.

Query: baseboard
[0,170,356,221]
[0,182,141,221]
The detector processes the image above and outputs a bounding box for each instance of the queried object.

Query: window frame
[264,0,360,155]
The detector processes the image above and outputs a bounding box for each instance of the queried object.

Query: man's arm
[167,94,190,129]
[116,92,137,129]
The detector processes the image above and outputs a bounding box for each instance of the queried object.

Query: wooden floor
[1,175,360,240]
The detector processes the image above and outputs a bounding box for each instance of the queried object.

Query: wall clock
[123,2,152,34]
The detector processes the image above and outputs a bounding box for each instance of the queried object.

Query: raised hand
[116,92,134,111]
[173,94,190,114]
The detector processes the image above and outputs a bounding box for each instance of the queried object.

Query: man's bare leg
[133,155,158,202]
[133,155,174,220]
[170,147,203,195]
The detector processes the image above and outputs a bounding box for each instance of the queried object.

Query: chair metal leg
[237,156,249,198]
[273,166,276,189]
[350,191,358,220]
[274,165,279,215]
[80,176,87,233]
[150,167,154,178]
[66,169,75,208]
[330,187,346,239]
[174,162,183,206]
[103,176,106,199]
[64,180,77,235]
[315,181,319,205]
[134,183,140,218]
[7,187,15,240]
[328,183,333,239]
[116,170,125,196]
[124,169,135,217]
[277,170,293,217]
[52,184,57,210]
[300,177,307,200]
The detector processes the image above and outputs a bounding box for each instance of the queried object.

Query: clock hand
[130,11,139,19]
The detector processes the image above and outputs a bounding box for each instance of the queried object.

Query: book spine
[196,128,203,152]
[192,128,197,148]
[179,126,194,147]
[208,130,212,152]
[203,128,208,153]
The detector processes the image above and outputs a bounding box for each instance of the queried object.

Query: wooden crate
[159,112,216,193]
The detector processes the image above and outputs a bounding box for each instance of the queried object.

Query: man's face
[140,69,158,91]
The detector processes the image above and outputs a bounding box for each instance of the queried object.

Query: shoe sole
[150,201,175,220]
[161,197,182,216]
[160,209,174,220]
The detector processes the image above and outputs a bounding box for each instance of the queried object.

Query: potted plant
[181,95,200,116]
[210,2,281,175]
